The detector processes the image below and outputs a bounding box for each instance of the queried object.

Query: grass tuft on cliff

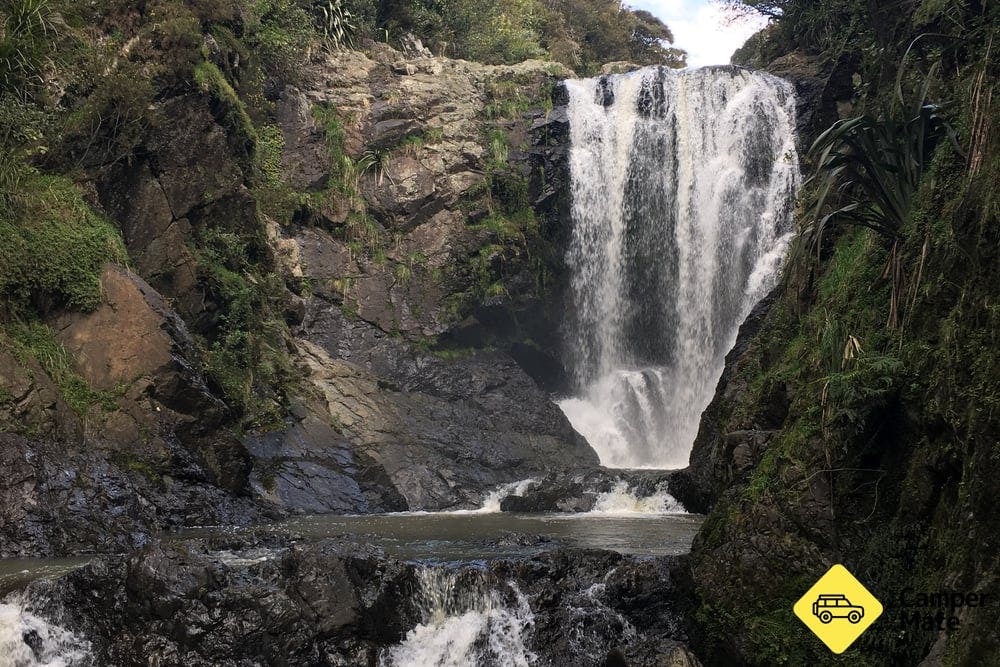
[0,171,126,312]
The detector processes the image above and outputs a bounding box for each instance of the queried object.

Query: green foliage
[309,0,358,48]
[0,171,127,312]
[194,60,257,155]
[726,0,869,60]
[117,455,163,483]
[482,80,531,120]
[4,321,117,414]
[196,227,292,429]
[312,102,351,186]
[535,0,686,74]
[58,60,156,167]
[244,0,316,82]
[377,0,684,72]
[357,147,393,186]
[0,0,61,99]
[254,123,285,184]
[378,0,543,64]
[803,104,958,252]
[0,97,48,209]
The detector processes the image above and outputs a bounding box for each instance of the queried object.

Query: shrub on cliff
[0,0,63,100]
[0,171,127,313]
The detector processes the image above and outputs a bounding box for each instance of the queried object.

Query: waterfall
[381,569,535,667]
[559,66,800,469]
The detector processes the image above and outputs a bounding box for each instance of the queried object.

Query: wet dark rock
[246,408,407,514]
[761,51,860,153]
[0,434,266,558]
[501,485,597,513]
[500,469,681,514]
[22,539,701,666]
[491,549,700,666]
[24,539,420,666]
[597,76,616,107]
[293,307,598,510]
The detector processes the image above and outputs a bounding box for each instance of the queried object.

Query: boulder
[291,313,599,510]
[245,403,406,514]
[49,265,249,493]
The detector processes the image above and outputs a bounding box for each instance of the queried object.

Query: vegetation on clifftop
[364,0,686,72]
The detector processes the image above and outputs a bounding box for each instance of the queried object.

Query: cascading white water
[381,569,535,667]
[0,597,90,667]
[559,66,800,469]
[477,479,539,513]
[589,481,685,515]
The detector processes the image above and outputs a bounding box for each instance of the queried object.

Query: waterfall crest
[559,66,800,469]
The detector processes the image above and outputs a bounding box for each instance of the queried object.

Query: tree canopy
[371,0,686,73]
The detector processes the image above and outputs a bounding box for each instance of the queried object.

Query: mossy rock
[0,171,127,312]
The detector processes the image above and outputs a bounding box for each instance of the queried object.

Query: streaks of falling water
[559,66,800,469]
[380,569,535,667]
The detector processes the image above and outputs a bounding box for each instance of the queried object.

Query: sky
[627,0,769,68]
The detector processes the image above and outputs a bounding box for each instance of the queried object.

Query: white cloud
[628,0,768,67]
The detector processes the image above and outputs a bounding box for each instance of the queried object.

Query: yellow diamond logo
[793,564,883,654]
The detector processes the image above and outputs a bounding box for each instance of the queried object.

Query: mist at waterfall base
[559,66,801,469]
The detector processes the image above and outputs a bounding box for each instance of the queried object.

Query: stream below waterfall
[178,510,702,561]
[0,508,701,667]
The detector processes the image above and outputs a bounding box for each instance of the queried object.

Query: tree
[536,0,686,73]
[714,0,787,20]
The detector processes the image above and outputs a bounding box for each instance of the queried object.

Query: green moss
[482,80,531,120]
[255,123,285,184]
[0,171,127,311]
[257,463,278,492]
[4,321,116,415]
[195,226,292,430]
[424,126,444,144]
[312,103,347,165]
[487,128,510,168]
[193,60,257,155]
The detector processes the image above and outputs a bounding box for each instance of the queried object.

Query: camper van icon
[812,594,865,624]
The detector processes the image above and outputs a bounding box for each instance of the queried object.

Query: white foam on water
[477,479,539,514]
[588,481,686,516]
[380,569,535,667]
[386,479,540,517]
[0,597,90,667]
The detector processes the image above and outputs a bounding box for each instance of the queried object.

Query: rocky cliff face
[0,42,595,554]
